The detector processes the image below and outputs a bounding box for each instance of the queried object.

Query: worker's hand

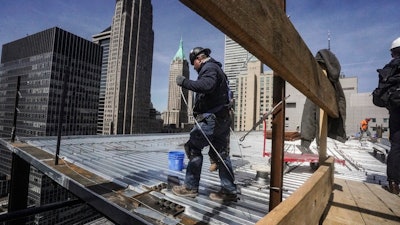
[176,75,186,86]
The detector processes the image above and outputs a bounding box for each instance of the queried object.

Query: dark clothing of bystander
[387,106,400,184]
[378,37,400,194]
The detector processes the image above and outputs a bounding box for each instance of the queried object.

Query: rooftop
[4,131,395,224]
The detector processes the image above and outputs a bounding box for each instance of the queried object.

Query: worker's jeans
[184,113,237,194]
[387,107,400,183]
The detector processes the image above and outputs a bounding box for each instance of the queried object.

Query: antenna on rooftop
[328,30,331,50]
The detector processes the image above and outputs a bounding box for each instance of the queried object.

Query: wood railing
[256,157,335,224]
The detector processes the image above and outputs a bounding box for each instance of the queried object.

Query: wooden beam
[256,157,335,225]
[179,0,339,117]
[269,0,286,211]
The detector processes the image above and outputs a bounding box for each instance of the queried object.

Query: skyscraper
[224,35,254,129]
[224,35,252,97]
[164,39,190,128]
[0,26,103,224]
[92,27,111,134]
[235,58,274,131]
[0,27,102,138]
[103,0,155,134]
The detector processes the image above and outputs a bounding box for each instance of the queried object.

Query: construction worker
[381,37,400,195]
[359,118,371,139]
[173,47,237,202]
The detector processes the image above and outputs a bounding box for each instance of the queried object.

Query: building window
[286,102,296,108]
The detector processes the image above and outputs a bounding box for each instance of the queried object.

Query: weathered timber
[256,156,335,225]
[322,179,400,225]
[265,131,301,141]
[322,179,365,225]
[179,0,339,118]
[365,182,400,218]
[343,180,400,224]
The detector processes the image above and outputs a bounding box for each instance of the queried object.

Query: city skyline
[1,0,399,112]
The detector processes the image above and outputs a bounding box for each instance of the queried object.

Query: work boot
[209,163,218,172]
[209,191,238,203]
[387,181,400,195]
[172,185,198,198]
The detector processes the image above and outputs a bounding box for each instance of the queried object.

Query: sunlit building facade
[164,39,190,128]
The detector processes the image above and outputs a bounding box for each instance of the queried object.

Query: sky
[0,0,399,112]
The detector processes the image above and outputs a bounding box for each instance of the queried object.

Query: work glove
[176,75,186,86]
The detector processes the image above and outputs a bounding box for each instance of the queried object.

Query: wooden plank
[265,131,301,141]
[179,0,339,117]
[322,179,365,225]
[346,180,400,225]
[365,182,400,218]
[256,157,334,225]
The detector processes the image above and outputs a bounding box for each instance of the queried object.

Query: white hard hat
[391,37,400,50]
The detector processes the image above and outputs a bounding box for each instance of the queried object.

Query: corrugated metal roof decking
[18,132,390,224]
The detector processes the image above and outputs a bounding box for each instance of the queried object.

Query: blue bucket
[168,151,185,171]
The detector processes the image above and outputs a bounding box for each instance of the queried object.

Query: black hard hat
[189,47,211,65]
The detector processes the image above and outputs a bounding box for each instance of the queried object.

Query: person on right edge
[380,37,400,195]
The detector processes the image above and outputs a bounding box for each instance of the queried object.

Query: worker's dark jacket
[181,58,229,116]
[301,49,347,143]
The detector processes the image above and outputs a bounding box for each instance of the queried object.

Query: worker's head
[189,47,211,66]
[390,37,400,58]
[366,118,371,121]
